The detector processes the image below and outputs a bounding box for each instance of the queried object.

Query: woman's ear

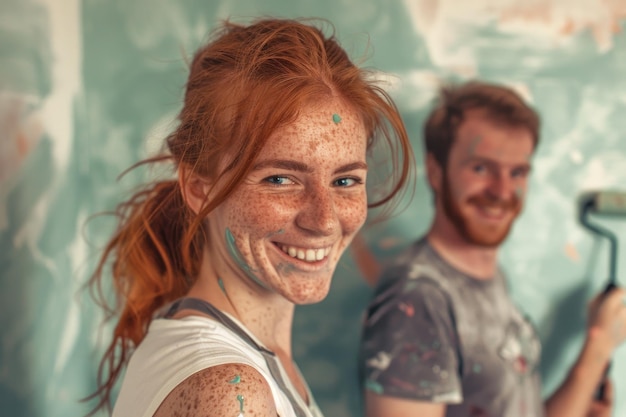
[179,166,212,215]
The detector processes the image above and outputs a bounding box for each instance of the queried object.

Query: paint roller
[578,190,626,400]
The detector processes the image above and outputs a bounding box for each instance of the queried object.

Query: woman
[89,18,413,417]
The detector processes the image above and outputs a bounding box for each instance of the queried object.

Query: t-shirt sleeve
[359,275,463,404]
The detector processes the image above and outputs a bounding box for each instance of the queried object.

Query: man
[358,81,626,417]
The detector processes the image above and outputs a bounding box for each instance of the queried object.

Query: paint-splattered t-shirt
[359,238,544,417]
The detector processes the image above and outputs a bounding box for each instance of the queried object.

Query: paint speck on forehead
[468,136,482,155]
[333,113,342,124]
[268,99,366,159]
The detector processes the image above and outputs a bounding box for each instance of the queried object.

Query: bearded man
[358,81,626,417]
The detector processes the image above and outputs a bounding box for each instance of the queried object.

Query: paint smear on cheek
[275,261,332,276]
[225,228,270,290]
[276,262,298,276]
[265,229,284,238]
[515,186,526,201]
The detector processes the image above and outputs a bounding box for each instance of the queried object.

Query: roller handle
[594,282,617,401]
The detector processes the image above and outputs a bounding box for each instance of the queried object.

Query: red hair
[87,17,414,413]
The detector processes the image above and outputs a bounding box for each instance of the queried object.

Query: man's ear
[179,166,212,215]
[425,153,443,193]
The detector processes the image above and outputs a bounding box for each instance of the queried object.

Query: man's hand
[587,286,626,352]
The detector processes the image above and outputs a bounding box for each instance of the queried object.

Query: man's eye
[511,168,528,178]
[472,164,487,174]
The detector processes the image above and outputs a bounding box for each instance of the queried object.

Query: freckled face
[436,111,534,246]
[208,97,368,304]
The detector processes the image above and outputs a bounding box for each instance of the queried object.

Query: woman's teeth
[280,245,331,262]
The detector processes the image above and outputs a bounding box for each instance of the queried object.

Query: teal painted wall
[1,1,626,416]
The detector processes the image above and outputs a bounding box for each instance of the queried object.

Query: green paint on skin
[276,262,298,275]
[218,277,226,294]
[229,375,241,384]
[265,229,284,238]
[332,113,341,124]
[515,186,525,200]
[365,379,384,394]
[468,136,482,155]
[225,228,270,290]
[237,394,245,413]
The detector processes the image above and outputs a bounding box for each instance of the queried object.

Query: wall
[1,0,626,416]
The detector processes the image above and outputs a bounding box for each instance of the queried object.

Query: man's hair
[423,80,540,166]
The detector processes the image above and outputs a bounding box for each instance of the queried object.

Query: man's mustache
[467,193,520,211]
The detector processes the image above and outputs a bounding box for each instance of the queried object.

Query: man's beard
[440,174,521,247]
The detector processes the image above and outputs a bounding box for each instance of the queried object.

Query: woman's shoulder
[153,362,278,417]
[113,317,273,417]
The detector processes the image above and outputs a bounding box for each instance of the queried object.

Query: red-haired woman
[88,18,414,417]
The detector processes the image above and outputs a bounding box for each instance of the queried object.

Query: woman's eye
[334,177,360,187]
[264,176,293,185]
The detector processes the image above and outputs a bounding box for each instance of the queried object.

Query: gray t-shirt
[359,238,544,417]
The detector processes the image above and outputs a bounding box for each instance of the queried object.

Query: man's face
[434,111,534,247]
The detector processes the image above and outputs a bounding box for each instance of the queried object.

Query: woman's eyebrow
[334,161,368,174]
[252,159,312,172]
[252,160,368,174]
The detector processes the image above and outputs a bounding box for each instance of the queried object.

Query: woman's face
[208,96,368,305]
